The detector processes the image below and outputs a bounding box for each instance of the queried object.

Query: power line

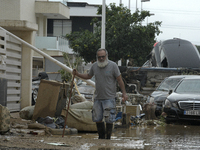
[160,25,200,30]
[141,22,200,31]
[141,8,200,14]
[141,24,200,31]
[129,7,200,15]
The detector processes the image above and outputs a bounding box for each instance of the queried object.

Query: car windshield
[157,78,183,91]
[175,79,200,94]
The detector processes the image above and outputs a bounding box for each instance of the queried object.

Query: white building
[0,0,100,111]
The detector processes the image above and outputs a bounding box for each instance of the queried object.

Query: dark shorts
[92,99,116,123]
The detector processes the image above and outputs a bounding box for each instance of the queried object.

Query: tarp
[32,80,62,120]
[70,101,93,109]
[61,101,97,131]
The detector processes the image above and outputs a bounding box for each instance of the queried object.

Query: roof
[67,2,100,7]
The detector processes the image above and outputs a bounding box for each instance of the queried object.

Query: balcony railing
[35,36,73,53]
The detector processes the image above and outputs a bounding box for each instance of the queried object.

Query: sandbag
[70,101,93,109]
[61,108,97,131]
[0,104,10,134]
[19,105,35,120]
[28,123,46,129]
[71,95,86,104]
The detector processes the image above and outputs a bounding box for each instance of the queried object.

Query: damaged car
[163,76,200,122]
[144,38,200,68]
[147,75,198,117]
[75,76,95,101]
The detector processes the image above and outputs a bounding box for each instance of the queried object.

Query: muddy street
[75,123,200,150]
[1,120,200,150]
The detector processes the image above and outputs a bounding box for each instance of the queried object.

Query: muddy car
[32,72,49,105]
[147,75,198,117]
[163,76,200,122]
[144,38,200,68]
[76,77,95,101]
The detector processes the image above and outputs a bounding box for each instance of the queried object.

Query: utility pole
[141,0,150,10]
[101,0,106,49]
[136,0,138,11]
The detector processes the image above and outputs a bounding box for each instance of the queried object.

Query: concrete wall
[69,5,101,17]
[0,0,36,23]
[0,29,22,111]
[0,0,37,110]
[35,1,70,19]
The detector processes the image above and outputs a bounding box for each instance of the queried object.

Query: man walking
[73,48,128,139]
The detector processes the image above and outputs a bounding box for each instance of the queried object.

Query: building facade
[0,0,99,111]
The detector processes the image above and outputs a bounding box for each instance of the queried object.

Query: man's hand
[72,69,92,80]
[122,93,128,103]
[116,75,128,103]
[72,69,77,76]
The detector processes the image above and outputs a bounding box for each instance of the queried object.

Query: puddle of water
[112,139,145,149]
[65,123,200,149]
[81,143,96,150]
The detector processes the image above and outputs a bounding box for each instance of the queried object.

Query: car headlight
[171,102,178,108]
[164,99,172,108]
[164,99,178,109]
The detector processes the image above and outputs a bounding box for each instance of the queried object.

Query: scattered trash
[3,137,10,142]
[39,140,44,142]
[36,116,68,129]
[47,142,72,147]
[129,113,145,126]
[36,116,56,129]
[130,113,145,121]
[54,116,66,129]
[115,112,123,121]
[28,130,45,135]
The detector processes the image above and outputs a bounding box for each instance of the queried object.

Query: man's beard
[97,57,108,68]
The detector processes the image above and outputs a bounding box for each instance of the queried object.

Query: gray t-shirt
[88,60,121,99]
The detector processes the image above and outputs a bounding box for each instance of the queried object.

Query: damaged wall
[119,66,200,96]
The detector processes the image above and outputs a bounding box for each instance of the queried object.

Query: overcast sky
[52,0,200,45]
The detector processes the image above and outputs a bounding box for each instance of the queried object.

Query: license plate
[184,110,200,116]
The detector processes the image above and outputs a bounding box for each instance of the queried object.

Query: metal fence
[0,29,22,111]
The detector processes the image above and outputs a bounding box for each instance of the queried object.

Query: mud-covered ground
[1,112,200,150]
[0,133,119,150]
[1,112,136,150]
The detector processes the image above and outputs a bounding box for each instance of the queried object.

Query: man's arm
[116,75,128,102]
[72,69,92,80]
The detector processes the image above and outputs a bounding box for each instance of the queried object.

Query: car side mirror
[168,89,173,95]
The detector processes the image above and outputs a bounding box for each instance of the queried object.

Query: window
[53,20,72,37]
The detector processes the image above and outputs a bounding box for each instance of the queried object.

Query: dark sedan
[163,76,200,122]
[147,75,197,117]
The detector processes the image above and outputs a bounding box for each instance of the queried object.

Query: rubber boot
[106,123,113,139]
[96,122,105,139]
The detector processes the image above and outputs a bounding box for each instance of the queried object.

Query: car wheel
[32,88,38,105]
